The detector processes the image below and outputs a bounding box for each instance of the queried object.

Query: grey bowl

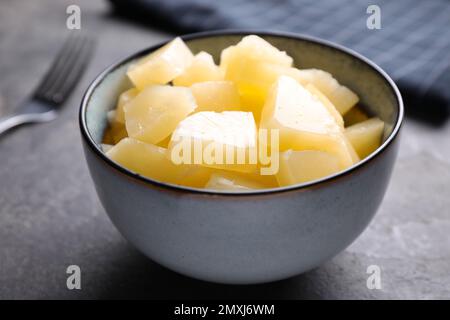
[79,31,403,284]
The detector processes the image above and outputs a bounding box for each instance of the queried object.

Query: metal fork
[0,34,94,136]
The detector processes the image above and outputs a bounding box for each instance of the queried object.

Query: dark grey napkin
[110,0,450,123]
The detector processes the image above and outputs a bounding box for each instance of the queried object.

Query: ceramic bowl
[79,31,403,284]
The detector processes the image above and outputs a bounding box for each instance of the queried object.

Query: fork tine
[33,34,80,100]
[49,37,94,105]
[38,35,87,104]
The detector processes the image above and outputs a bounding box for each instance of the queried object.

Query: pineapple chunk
[191,81,241,112]
[260,76,358,168]
[305,83,344,128]
[343,105,369,127]
[169,111,257,173]
[127,37,194,89]
[345,118,384,159]
[173,51,223,86]
[115,88,139,124]
[292,69,359,115]
[124,85,197,144]
[205,172,266,190]
[221,35,293,117]
[106,138,210,187]
[277,150,341,186]
[221,35,293,71]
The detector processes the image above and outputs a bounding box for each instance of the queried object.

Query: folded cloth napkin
[110,0,450,123]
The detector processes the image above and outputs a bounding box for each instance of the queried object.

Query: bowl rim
[79,29,404,196]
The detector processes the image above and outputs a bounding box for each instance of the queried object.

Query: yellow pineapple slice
[106,138,210,187]
[343,105,369,127]
[168,111,257,173]
[190,81,241,112]
[173,51,223,86]
[305,83,344,128]
[292,68,359,115]
[220,35,292,71]
[220,35,293,117]
[115,88,139,123]
[345,117,384,159]
[277,150,341,186]
[205,172,266,190]
[124,85,197,145]
[127,37,194,89]
[260,76,359,168]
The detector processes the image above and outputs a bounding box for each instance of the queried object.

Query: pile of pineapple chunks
[103,36,385,190]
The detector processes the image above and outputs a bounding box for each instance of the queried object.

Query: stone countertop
[0,0,449,300]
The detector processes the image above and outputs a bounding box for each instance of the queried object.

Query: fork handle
[0,111,56,136]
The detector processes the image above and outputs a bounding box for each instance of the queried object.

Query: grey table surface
[0,0,449,300]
